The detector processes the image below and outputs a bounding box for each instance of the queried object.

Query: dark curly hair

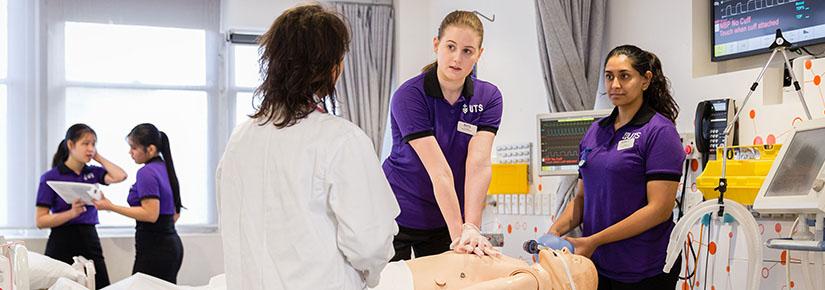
[605,45,679,123]
[251,4,351,128]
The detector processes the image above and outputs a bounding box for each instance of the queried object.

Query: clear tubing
[666,199,761,290]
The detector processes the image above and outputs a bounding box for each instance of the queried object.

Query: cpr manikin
[372,248,597,290]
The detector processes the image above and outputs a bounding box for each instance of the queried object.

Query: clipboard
[45,181,102,205]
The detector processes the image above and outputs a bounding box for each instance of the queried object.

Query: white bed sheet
[72,260,410,290]
[94,273,226,290]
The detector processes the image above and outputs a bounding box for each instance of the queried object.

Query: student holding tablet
[35,123,128,289]
[93,123,184,283]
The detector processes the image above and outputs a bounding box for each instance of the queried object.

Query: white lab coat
[217,111,400,290]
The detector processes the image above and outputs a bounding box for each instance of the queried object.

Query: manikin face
[604,54,652,108]
[128,138,157,164]
[67,133,97,164]
[433,25,484,83]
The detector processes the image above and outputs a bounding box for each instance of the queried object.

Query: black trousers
[133,215,184,284]
[391,225,452,261]
[45,224,110,289]
[597,256,681,290]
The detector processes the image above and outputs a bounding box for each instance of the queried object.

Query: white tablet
[45,181,102,206]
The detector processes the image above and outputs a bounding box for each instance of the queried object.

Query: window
[60,22,211,226]
[0,0,221,230]
[64,22,206,86]
[65,88,208,226]
[0,0,8,226]
[230,44,261,126]
[0,86,6,226]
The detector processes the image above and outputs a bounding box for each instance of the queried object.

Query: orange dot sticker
[726,265,731,273]
[753,136,764,145]
[682,281,689,290]
[537,184,543,192]
[781,250,788,265]
[749,109,756,119]
[691,159,699,172]
[708,241,717,255]
[815,75,822,86]
[775,223,782,233]
[805,59,812,70]
[766,134,776,145]
[791,281,795,288]
[507,224,513,234]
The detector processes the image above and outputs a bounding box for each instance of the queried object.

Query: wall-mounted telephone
[694,99,737,169]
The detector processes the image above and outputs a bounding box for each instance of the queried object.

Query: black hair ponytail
[128,123,183,213]
[52,124,96,168]
[604,45,679,123]
[158,131,182,213]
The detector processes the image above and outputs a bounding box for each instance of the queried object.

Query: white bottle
[12,244,29,290]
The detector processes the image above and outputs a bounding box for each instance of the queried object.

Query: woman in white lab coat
[216,4,400,290]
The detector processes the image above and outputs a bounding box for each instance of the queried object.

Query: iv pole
[715,29,814,217]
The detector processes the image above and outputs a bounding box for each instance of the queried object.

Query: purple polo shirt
[578,105,684,283]
[382,66,503,230]
[128,157,176,215]
[36,163,108,225]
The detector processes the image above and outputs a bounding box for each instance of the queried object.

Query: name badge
[457,121,477,136]
[617,138,635,151]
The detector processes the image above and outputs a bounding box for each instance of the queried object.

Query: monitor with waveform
[712,0,825,61]
[537,110,612,176]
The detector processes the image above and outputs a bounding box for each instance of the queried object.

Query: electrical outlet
[526,194,534,215]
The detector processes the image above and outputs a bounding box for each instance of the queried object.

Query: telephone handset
[694,99,737,170]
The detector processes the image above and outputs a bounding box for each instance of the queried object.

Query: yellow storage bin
[696,144,781,205]
[488,163,529,194]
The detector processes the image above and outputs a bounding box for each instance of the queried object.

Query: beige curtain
[333,2,394,155]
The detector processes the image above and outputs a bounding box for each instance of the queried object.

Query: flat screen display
[764,127,825,197]
[539,117,598,174]
[712,0,825,61]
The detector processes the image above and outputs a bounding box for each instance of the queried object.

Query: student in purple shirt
[35,123,128,289]
[383,11,502,261]
[94,123,184,283]
[548,45,685,289]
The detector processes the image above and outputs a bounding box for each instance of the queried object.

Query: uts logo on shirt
[462,104,484,114]
[622,132,641,141]
[83,172,96,181]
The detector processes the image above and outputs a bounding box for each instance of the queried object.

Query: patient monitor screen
[539,117,597,174]
[764,128,825,197]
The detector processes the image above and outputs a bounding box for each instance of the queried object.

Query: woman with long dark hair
[216,4,399,290]
[94,123,184,283]
[36,123,128,288]
[548,45,684,289]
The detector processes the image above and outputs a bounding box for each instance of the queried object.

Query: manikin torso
[405,248,597,290]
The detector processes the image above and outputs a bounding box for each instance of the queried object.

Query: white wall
[222,0,392,32]
[391,0,550,170]
[20,233,223,285]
